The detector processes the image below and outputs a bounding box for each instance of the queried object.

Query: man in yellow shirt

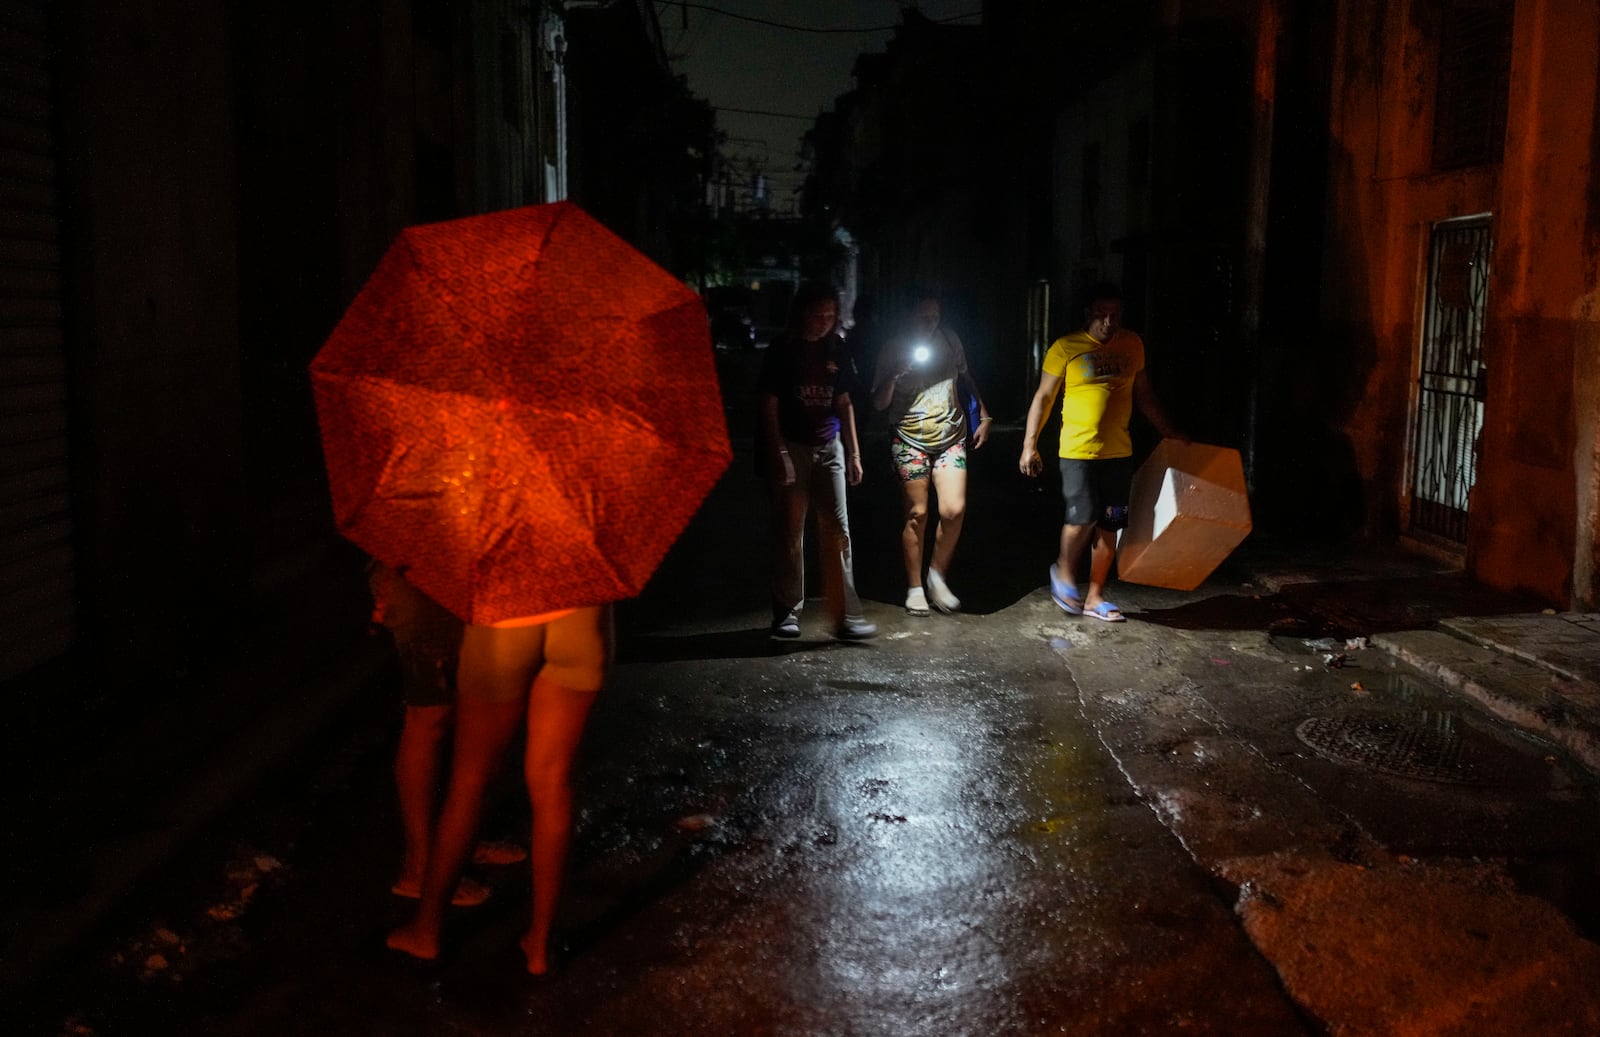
[1018,284,1181,622]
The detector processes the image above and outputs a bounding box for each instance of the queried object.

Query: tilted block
[1117,440,1251,591]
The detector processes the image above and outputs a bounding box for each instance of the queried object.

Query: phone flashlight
[912,344,931,365]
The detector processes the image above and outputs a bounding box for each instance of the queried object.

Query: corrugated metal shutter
[0,0,74,681]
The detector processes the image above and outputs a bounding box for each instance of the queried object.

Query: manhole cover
[1295,714,1483,784]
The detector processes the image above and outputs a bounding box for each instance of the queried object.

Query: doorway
[1408,216,1491,545]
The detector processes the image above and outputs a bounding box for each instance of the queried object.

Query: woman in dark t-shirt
[757,282,876,641]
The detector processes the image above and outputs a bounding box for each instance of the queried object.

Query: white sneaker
[926,569,960,613]
[905,587,931,616]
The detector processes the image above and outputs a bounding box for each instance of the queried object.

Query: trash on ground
[1303,637,1339,651]
[1344,636,1368,650]
[1323,653,1348,668]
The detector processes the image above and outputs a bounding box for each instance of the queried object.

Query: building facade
[1312,0,1600,606]
[0,0,703,686]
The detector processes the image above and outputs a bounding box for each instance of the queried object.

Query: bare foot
[387,923,440,961]
[519,933,549,975]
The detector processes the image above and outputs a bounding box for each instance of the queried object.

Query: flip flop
[1086,601,1125,623]
[391,876,492,907]
[1048,565,1083,615]
[472,840,527,866]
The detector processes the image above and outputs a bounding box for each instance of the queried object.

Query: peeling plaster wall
[1473,0,1600,606]
[1326,0,1600,606]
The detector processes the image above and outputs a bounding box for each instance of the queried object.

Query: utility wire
[713,104,816,121]
[653,1,981,34]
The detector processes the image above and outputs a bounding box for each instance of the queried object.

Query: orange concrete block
[1117,440,1252,591]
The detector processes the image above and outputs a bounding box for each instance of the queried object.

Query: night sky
[655,0,983,211]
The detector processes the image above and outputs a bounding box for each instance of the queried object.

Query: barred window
[1432,0,1513,171]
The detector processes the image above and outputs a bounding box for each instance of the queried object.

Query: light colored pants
[769,436,863,625]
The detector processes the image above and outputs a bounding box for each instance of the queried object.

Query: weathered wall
[1472,0,1600,606]
[1324,0,1496,544]
[55,3,247,672]
[1324,0,1599,605]
[50,1,474,680]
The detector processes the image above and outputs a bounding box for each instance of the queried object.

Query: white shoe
[905,587,931,616]
[926,569,960,613]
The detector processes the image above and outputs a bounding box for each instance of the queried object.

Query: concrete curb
[1372,628,1600,777]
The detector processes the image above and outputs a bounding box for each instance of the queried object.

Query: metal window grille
[1410,218,1490,543]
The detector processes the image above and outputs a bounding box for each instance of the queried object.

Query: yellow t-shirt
[1042,328,1144,459]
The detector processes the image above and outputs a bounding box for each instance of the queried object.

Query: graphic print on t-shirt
[1076,350,1131,382]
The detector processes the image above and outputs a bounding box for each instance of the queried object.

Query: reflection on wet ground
[511,624,1312,1036]
[24,357,1594,1034]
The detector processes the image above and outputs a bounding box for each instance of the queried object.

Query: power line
[713,104,816,122]
[652,1,982,34]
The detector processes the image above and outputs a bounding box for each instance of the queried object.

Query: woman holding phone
[871,293,991,616]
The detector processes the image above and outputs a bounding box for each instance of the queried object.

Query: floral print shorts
[891,438,967,482]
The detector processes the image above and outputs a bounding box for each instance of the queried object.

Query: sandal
[1086,601,1125,623]
[391,876,492,907]
[471,840,527,866]
[1048,565,1083,615]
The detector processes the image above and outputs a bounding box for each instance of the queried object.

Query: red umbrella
[311,202,730,624]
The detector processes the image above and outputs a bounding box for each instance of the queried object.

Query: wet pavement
[8,350,1600,1035]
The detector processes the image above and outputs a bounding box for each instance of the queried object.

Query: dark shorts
[391,629,460,708]
[1059,456,1135,530]
[369,563,463,708]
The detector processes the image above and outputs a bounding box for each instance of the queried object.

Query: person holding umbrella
[387,605,610,974]
[315,203,732,975]
[367,559,512,911]
[758,281,877,640]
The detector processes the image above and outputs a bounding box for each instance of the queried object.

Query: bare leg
[1083,526,1118,612]
[388,624,544,961]
[1056,522,1097,587]
[519,674,598,974]
[519,605,611,975]
[900,477,930,589]
[927,463,966,579]
[393,704,451,892]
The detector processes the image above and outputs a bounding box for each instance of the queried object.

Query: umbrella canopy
[311,202,730,624]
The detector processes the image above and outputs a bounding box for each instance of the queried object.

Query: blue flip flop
[1086,601,1125,623]
[1048,565,1083,615]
